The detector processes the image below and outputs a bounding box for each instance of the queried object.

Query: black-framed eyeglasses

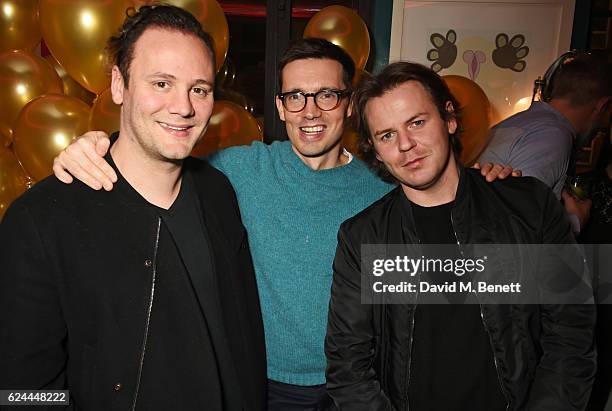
[277,89,350,113]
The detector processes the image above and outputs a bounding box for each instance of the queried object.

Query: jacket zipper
[131,218,162,411]
[450,214,510,411]
[404,239,420,411]
[404,298,417,411]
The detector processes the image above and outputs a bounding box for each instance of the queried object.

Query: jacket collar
[106,132,191,209]
[105,150,153,207]
[105,132,146,206]
[394,164,471,242]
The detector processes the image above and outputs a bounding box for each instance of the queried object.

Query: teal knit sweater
[209,141,394,385]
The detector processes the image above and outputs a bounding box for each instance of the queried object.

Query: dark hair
[549,53,612,106]
[352,61,461,183]
[277,38,355,90]
[107,4,215,86]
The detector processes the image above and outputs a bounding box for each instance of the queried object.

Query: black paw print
[427,30,457,72]
[492,33,529,72]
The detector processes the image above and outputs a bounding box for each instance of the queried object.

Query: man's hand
[562,189,592,232]
[52,131,116,191]
[472,162,522,182]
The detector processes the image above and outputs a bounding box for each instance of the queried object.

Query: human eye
[192,86,211,97]
[287,92,302,101]
[319,90,336,100]
[410,119,425,128]
[379,131,395,142]
[153,80,169,89]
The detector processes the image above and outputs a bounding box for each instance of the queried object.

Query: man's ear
[370,138,382,162]
[346,93,354,117]
[275,95,286,122]
[445,101,458,134]
[595,96,611,116]
[110,66,125,105]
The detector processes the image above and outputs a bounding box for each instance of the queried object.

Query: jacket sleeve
[0,203,68,391]
[325,225,394,411]
[526,187,596,410]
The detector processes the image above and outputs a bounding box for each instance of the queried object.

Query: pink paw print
[462,50,486,80]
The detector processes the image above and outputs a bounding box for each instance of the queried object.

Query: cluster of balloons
[0,0,266,219]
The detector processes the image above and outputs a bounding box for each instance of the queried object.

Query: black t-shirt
[406,198,506,411]
[136,173,223,410]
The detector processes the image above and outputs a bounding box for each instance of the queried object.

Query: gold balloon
[45,54,96,105]
[0,146,29,220]
[134,0,229,72]
[89,88,121,136]
[0,50,63,147]
[40,0,132,94]
[13,94,90,181]
[191,100,262,157]
[0,0,41,53]
[303,5,370,70]
[442,75,492,166]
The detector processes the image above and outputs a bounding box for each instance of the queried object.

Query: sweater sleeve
[0,202,68,391]
[207,145,253,177]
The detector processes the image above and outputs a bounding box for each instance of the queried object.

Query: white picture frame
[389,0,576,123]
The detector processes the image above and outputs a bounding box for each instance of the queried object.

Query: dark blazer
[0,156,266,410]
[326,168,596,411]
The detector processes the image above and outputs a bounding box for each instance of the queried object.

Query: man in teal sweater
[52,38,514,409]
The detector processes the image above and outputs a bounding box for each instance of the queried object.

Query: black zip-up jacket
[0,157,266,411]
[325,168,596,411]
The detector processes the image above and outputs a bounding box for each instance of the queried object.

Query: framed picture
[389,0,576,123]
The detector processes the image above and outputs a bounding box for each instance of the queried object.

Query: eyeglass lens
[283,90,341,112]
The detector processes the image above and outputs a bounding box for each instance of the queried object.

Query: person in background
[479,53,611,233]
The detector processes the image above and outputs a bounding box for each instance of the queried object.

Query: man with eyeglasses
[52,38,515,410]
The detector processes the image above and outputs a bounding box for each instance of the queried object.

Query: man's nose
[168,90,195,117]
[302,95,322,119]
[397,131,416,152]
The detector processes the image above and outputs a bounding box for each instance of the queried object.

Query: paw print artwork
[463,50,486,80]
[492,33,529,72]
[427,30,457,72]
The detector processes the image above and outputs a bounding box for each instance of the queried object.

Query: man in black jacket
[325,62,596,410]
[0,5,266,410]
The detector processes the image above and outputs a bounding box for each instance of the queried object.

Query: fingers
[477,162,502,182]
[479,162,494,178]
[76,134,116,191]
[53,132,115,191]
[496,165,514,180]
[52,156,74,184]
[486,164,504,182]
[561,189,572,202]
[55,144,101,190]
[92,135,117,185]
[476,163,520,181]
[562,189,592,228]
